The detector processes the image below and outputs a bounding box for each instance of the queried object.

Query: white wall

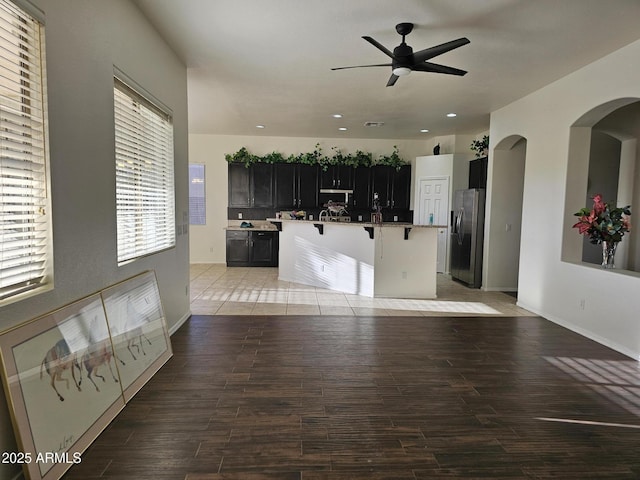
[488,38,640,359]
[0,1,189,477]
[189,134,431,263]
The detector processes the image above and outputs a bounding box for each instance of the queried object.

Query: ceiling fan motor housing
[393,43,414,70]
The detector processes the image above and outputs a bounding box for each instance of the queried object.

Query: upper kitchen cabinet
[351,166,371,209]
[371,164,411,210]
[319,165,353,190]
[228,163,274,208]
[274,163,319,209]
[468,156,488,189]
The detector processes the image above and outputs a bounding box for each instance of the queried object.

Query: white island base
[271,219,441,299]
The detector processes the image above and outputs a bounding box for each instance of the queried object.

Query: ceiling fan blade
[412,37,470,63]
[331,63,392,71]
[386,74,399,87]
[412,61,467,76]
[362,36,394,58]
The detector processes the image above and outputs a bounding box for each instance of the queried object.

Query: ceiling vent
[364,121,385,127]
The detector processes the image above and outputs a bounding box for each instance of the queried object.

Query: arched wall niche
[563,97,640,270]
[483,134,527,292]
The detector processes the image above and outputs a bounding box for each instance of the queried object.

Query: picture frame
[0,294,125,480]
[101,271,172,402]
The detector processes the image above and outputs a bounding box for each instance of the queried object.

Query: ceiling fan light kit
[332,22,470,87]
[392,67,412,77]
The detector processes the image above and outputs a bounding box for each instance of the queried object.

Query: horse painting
[40,339,82,402]
[123,296,153,361]
[81,342,121,392]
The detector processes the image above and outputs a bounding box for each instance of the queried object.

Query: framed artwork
[0,294,125,480]
[101,271,172,402]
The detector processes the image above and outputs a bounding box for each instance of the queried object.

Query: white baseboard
[483,286,517,292]
[516,301,639,361]
[169,311,191,336]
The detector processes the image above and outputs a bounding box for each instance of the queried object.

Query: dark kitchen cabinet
[228,163,250,207]
[226,230,250,264]
[250,231,278,265]
[274,163,319,209]
[371,165,411,210]
[319,165,353,190]
[391,164,411,210]
[226,230,279,267]
[469,156,488,189]
[351,166,371,209]
[228,163,273,208]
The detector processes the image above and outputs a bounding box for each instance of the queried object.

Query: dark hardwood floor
[63,314,640,479]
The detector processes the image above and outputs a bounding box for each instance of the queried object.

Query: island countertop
[266,218,446,228]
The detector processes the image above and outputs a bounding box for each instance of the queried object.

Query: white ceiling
[133,0,640,140]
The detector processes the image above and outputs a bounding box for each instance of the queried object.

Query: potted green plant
[470,135,489,158]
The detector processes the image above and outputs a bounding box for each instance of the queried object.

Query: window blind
[189,164,205,225]
[114,77,175,264]
[0,0,50,300]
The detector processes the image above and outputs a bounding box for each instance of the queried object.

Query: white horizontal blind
[0,0,49,300]
[189,164,205,225]
[114,77,175,264]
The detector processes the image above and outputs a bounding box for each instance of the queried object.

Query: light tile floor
[190,264,534,317]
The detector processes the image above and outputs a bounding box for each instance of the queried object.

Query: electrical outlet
[238,212,243,219]
[579,299,586,310]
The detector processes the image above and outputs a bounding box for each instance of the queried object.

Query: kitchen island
[268,219,443,298]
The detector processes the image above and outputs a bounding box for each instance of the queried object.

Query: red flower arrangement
[573,194,631,244]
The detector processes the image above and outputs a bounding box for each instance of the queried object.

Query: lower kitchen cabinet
[226,230,279,267]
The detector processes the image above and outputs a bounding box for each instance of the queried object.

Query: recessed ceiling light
[338,127,347,131]
[256,124,265,129]
[446,113,457,117]
[332,114,343,118]
[420,129,429,133]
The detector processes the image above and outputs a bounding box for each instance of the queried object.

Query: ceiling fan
[332,22,470,87]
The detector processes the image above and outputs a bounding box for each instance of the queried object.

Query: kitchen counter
[225,220,278,232]
[272,218,440,298]
[225,225,278,231]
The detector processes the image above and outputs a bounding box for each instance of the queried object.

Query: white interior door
[417,177,450,273]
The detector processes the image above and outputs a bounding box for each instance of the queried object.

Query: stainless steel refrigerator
[450,188,485,288]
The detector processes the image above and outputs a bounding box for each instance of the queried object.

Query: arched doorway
[483,135,527,295]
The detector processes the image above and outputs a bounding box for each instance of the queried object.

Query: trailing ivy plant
[296,143,325,166]
[375,145,406,171]
[224,147,257,168]
[224,144,405,169]
[262,151,286,164]
[353,150,373,168]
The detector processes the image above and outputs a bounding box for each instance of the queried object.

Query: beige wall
[0,1,189,476]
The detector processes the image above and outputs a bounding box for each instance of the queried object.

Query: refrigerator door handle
[456,209,464,245]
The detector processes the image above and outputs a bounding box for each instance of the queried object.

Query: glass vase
[601,241,618,269]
